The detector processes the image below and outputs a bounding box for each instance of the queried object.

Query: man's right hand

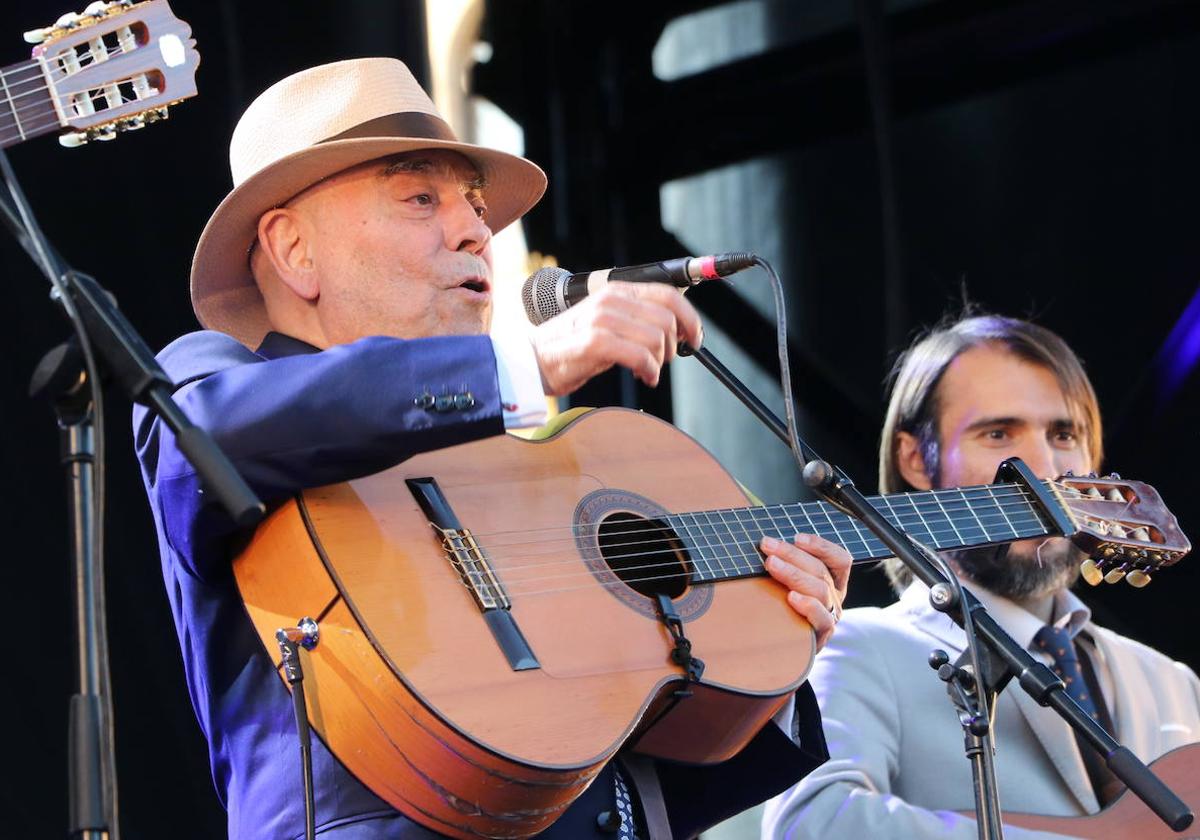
[529,281,704,397]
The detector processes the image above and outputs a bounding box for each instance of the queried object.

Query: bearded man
[762,313,1200,839]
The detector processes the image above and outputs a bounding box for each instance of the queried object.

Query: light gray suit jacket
[762,583,1200,839]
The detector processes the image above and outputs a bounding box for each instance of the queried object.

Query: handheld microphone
[521,252,755,325]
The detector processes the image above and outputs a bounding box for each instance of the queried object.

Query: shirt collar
[256,331,320,360]
[901,579,1091,649]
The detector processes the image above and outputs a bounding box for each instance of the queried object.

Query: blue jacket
[133,329,827,839]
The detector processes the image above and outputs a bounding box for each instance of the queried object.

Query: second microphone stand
[678,339,1192,839]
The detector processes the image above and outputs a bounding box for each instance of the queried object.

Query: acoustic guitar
[232,407,1189,839]
[1001,743,1200,838]
[4,0,198,150]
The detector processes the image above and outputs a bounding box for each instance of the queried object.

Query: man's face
[290,150,495,344]
[922,343,1094,600]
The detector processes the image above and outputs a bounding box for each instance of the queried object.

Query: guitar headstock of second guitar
[1053,474,1191,588]
[22,0,198,147]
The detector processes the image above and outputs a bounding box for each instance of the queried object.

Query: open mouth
[459,278,489,294]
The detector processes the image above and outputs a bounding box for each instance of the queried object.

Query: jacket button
[433,394,454,412]
[595,810,621,834]
[454,392,475,410]
[413,392,435,409]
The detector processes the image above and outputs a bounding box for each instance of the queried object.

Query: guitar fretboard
[0,59,59,149]
[665,482,1055,583]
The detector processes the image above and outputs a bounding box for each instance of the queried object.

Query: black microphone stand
[0,148,264,839]
[678,293,1192,837]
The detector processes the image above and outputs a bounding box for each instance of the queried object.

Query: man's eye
[473,203,488,219]
[985,429,1008,440]
[1054,431,1079,445]
[409,193,434,206]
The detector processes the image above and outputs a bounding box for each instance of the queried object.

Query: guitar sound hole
[597,513,690,599]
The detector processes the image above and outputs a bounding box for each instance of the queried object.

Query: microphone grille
[522,266,571,325]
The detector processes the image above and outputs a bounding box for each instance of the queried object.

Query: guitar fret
[959,487,991,545]
[705,509,738,581]
[705,509,739,579]
[681,512,717,582]
[930,489,967,545]
[777,503,806,541]
[0,69,25,142]
[818,503,843,547]
[728,508,761,576]
[843,513,879,560]
[987,485,1021,540]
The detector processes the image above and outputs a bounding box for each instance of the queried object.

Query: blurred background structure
[2,0,1198,835]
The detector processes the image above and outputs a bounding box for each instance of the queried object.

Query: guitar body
[232,407,815,839]
[1000,743,1200,838]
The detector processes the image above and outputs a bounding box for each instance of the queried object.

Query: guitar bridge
[437,525,511,611]
[406,477,539,671]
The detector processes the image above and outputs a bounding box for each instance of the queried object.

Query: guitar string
[470,487,1046,551]
[438,480,1127,554]
[3,80,139,127]
[454,484,1044,543]
[0,40,131,97]
[458,518,1154,599]
[429,482,1142,587]
[468,498,1049,568]
[476,506,1146,593]
[0,44,154,140]
[430,499,1054,580]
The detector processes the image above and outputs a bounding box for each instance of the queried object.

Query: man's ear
[895,431,933,490]
[256,208,319,301]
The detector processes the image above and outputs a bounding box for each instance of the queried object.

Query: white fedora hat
[190,57,547,347]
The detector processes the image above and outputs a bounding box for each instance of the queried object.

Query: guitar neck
[666,482,1057,583]
[0,58,60,149]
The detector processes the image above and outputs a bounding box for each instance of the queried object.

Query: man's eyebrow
[963,416,1025,433]
[963,416,1079,433]
[380,157,488,192]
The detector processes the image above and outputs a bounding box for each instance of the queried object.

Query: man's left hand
[760,533,852,651]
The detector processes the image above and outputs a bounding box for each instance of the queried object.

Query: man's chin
[952,537,1083,601]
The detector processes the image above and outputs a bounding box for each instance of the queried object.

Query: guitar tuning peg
[1132,527,1150,542]
[1107,472,1121,480]
[1126,569,1152,588]
[24,26,54,43]
[1086,487,1103,499]
[1106,488,1123,501]
[1080,558,1104,586]
[1103,563,1129,584]
[1091,519,1109,535]
[54,12,84,28]
[58,132,88,148]
[83,1,108,13]
[1063,470,1075,477]
[1087,472,1098,479]
[1108,523,1127,539]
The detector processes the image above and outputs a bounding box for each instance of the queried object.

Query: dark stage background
[2,1,1198,837]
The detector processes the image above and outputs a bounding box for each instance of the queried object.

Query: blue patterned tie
[612,766,641,840]
[1033,624,1100,722]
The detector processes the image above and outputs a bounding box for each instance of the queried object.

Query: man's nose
[1017,439,1058,479]
[446,194,491,255]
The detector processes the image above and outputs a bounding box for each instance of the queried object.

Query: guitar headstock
[24,0,198,147]
[1053,474,1191,588]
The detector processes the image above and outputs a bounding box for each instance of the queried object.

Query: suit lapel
[1007,683,1100,813]
[900,585,1100,813]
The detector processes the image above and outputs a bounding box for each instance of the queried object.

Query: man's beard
[947,537,1083,602]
